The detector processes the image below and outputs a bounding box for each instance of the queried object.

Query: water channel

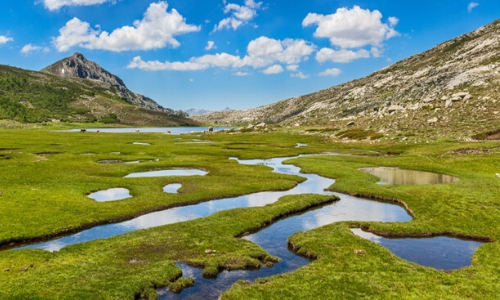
[13,154,482,299]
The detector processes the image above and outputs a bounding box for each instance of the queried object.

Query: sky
[0,1,499,111]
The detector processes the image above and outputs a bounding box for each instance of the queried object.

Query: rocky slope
[197,19,500,139]
[42,53,187,117]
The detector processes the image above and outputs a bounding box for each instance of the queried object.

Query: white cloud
[54,2,200,52]
[291,72,309,79]
[316,48,370,63]
[234,71,250,76]
[286,64,299,71]
[303,6,399,48]
[205,41,216,50]
[468,2,479,13]
[40,0,111,11]
[319,68,341,77]
[213,0,263,32]
[0,36,13,45]
[21,44,45,53]
[128,36,314,72]
[262,64,283,74]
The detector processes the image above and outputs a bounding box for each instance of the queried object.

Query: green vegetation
[336,129,384,140]
[1,128,500,299]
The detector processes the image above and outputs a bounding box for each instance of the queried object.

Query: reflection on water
[87,188,132,202]
[157,157,412,300]
[295,143,308,148]
[132,142,151,146]
[57,127,233,134]
[164,184,182,194]
[125,169,208,178]
[359,167,460,185]
[351,229,482,270]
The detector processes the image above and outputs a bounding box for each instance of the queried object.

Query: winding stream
[13,154,482,299]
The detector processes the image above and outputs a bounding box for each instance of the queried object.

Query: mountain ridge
[196,19,500,139]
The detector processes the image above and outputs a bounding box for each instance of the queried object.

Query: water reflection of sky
[163,184,182,194]
[351,229,483,270]
[125,169,208,178]
[19,155,410,252]
[87,188,132,202]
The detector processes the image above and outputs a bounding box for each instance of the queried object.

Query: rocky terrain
[197,19,500,139]
[42,53,187,117]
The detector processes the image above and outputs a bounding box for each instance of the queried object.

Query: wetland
[0,128,499,299]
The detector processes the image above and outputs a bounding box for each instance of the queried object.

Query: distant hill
[197,19,500,139]
[186,107,233,117]
[0,54,196,126]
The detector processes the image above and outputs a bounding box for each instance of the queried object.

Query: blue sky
[0,1,499,111]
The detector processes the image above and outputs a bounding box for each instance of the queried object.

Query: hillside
[0,56,196,126]
[197,19,500,139]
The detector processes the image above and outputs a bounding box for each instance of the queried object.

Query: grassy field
[1,127,500,299]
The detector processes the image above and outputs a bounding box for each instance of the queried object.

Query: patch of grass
[336,129,384,140]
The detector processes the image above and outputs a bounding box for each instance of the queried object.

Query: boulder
[347,121,355,126]
[427,117,438,124]
[388,105,404,113]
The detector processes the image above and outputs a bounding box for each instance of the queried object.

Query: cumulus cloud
[303,6,399,48]
[40,0,112,11]
[213,0,263,32]
[291,72,309,79]
[54,1,200,52]
[128,36,314,73]
[205,41,216,50]
[21,44,50,54]
[286,64,299,71]
[315,48,370,63]
[0,36,13,45]
[468,2,479,13]
[262,64,283,74]
[319,68,341,77]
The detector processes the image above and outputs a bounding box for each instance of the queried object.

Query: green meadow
[1,126,500,299]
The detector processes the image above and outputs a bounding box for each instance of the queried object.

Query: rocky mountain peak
[41,53,187,117]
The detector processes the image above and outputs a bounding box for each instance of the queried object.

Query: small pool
[164,183,182,194]
[359,167,460,185]
[87,188,132,202]
[351,228,483,270]
[125,169,208,178]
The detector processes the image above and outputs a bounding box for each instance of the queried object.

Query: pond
[351,229,483,270]
[87,188,132,202]
[359,167,460,185]
[58,127,233,134]
[164,183,182,194]
[124,169,208,178]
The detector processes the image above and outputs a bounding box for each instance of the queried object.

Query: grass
[2,127,500,298]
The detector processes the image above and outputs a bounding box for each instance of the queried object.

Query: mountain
[42,52,187,117]
[197,19,500,139]
[0,57,196,126]
[186,107,233,117]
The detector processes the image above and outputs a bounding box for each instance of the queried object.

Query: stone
[347,121,355,126]
[247,124,254,129]
[354,249,366,254]
[388,105,404,113]
[427,117,438,124]
[423,97,434,103]
[256,122,266,128]
[445,100,453,108]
